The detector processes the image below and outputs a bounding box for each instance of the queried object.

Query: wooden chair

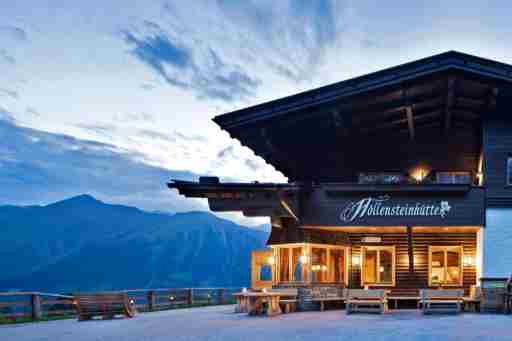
[311,287,346,311]
[464,285,481,312]
[420,289,463,314]
[346,289,387,314]
[75,292,135,321]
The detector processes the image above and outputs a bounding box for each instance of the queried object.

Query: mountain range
[0,195,269,293]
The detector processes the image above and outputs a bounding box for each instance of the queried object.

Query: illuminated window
[259,265,272,281]
[359,173,406,184]
[279,248,289,282]
[329,249,346,283]
[273,244,347,284]
[507,156,512,185]
[278,246,304,282]
[429,246,463,286]
[311,247,328,282]
[361,246,395,286]
[436,172,471,184]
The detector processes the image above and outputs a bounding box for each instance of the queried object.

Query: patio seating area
[3,305,512,341]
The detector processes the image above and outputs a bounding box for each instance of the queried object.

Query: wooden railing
[0,288,242,323]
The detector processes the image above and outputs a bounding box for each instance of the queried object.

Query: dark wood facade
[268,227,476,294]
[484,92,512,206]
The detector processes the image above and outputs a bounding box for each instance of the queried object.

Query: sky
[1,0,512,225]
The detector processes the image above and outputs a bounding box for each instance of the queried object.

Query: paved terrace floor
[2,306,512,341]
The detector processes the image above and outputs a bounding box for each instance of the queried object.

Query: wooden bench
[420,289,463,314]
[271,288,298,313]
[310,287,346,311]
[346,289,387,314]
[75,292,135,321]
[386,288,420,309]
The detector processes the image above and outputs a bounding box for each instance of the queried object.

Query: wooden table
[238,292,282,317]
[233,293,250,313]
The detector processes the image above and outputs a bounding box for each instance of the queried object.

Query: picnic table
[234,291,283,317]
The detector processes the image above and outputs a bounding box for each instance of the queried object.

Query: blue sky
[1,1,512,224]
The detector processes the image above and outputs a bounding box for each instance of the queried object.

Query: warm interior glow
[299,255,308,264]
[352,256,360,266]
[464,255,474,266]
[267,256,275,265]
[410,166,429,182]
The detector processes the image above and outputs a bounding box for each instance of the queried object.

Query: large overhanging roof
[212,51,512,180]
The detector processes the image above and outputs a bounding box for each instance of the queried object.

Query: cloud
[0,25,27,42]
[215,0,341,82]
[122,28,261,102]
[0,112,205,213]
[0,49,15,64]
[113,112,155,123]
[0,88,19,99]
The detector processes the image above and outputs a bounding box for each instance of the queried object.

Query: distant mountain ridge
[0,195,269,292]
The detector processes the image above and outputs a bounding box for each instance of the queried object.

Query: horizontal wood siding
[269,228,477,294]
[484,101,512,206]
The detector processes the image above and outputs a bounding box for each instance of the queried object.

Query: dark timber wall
[269,228,477,294]
[484,99,512,207]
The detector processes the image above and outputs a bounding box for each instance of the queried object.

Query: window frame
[428,245,464,287]
[271,243,349,285]
[360,245,396,287]
[436,171,472,184]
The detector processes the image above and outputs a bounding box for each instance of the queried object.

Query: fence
[0,288,242,322]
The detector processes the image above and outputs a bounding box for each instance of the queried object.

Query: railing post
[218,289,225,305]
[187,288,194,307]
[147,290,155,312]
[31,294,42,320]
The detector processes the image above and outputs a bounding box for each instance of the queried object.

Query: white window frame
[271,243,349,285]
[361,245,396,287]
[428,245,464,287]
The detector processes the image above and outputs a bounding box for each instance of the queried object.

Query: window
[507,156,512,185]
[278,246,305,282]
[436,172,471,184]
[328,249,346,283]
[273,243,347,284]
[279,248,289,282]
[359,173,406,184]
[259,265,272,281]
[311,247,328,282]
[361,246,395,286]
[428,246,463,286]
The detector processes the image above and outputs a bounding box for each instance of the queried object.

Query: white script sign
[340,195,452,223]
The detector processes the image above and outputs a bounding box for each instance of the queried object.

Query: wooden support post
[444,77,456,135]
[187,288,194,307]
[218,289,225,305]
[31,294,42,320]
[406,106,415,141]
[147,290,155,311]
[407,226,414,274]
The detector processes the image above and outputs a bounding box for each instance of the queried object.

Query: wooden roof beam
[444,77,456,135]
[406,106,415,140]
[403,88,415,141]
[331,109,350,137]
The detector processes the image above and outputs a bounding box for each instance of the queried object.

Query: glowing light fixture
[352,256,360,266]
[464,255,474,266]
[379,266,385,273]
[299,255,308,265]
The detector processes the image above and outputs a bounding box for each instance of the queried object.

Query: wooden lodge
[169,51,512,308]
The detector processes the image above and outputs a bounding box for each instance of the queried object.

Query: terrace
[3,305,512,341]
